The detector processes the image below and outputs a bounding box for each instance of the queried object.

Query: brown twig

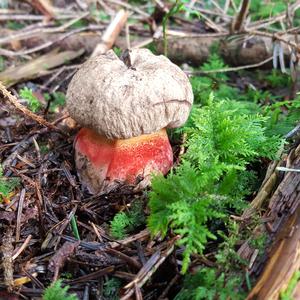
[232,0,250,32]
[121,239,177,300]
[12,234,32,260]
[16,188,26,242]
[105,248,142,270]
[247,1,300,30]
[158,274,180,299]
[0,25,103,57]
[0,81,59,131]
[106,0,149,17]
[0,13,87,21]
[187,56,273,75]
[0,12,90,46]
[245,29,300,51]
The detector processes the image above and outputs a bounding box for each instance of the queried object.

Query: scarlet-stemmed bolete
[66,49,193,194]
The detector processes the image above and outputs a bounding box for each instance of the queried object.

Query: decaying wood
[242,172,278,219]
[155,33,300,66]
[155,34,223,65]
[48,241,80,281]
[247,143,300,299]
[5,28,296,71]
[9,29,297,69]
[0,48,84,86]
[1,227,14,291]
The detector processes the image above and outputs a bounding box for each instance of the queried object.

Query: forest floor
[1,1,300,300]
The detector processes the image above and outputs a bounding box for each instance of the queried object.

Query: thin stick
[92,9,129,57]
[16,189,26,242]
[12,235,32,260]
[0,12,90,46]
[0,25,103,57]
[121,244,175,300]
[107,0,150,17]
[188,56,273,75]
[0,81,59,131]
[232,0,250,32]
[245,29,300,51]
[0,13,84,21]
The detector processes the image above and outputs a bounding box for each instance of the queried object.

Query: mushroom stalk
[75,127,173,193]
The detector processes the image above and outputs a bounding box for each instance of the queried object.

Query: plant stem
[70,215,80,240]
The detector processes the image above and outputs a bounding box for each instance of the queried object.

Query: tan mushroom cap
[66,48,193,139]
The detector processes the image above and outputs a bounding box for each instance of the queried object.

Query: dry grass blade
[242,172,278,218]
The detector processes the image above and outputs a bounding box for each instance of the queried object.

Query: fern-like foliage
[191,54,240,104]
[264,97,300,136]
[110,200,145,239]
[0,165,19,202]
[103,278,122,300]
[184,97,281,182]
[148,163,223,272]
[175,221,251,300]
[43,280,78,300]
[148,95,281,273]
[175,268,245,300]
[19,87,41,112]
[110,211,131,239]
[265,69,291,88]
[250,0,287,20]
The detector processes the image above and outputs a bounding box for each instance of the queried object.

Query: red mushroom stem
[74,128,173,193]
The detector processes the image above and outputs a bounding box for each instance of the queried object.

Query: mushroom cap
[66,48,193,139]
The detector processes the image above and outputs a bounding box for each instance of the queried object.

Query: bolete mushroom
[66,49,193,194]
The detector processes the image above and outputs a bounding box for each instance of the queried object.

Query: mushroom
[66,49,193,194]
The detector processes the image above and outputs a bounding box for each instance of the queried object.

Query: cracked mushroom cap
[66,48,193,139]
